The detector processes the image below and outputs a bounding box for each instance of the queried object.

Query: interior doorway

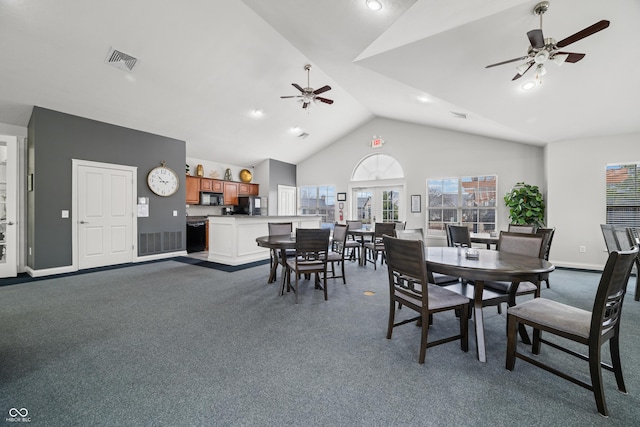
[73,160,137,270]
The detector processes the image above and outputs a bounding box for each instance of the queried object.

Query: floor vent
[139,231,182,255]
[105,47,138,72]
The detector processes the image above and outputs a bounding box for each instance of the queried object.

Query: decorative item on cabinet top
[239,168,252,183]
[224,168,232,181]
[196,164,204,177]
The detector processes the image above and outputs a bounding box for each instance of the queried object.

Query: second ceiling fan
[280,64,334,109]
[486,1,610,81]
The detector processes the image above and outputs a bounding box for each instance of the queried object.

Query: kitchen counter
[207,215,322,265]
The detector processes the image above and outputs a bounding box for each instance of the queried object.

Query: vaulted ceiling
[0,0,637,166]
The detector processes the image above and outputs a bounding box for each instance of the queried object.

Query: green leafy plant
[504,182,545,227]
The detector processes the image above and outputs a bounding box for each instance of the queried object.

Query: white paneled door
[77,163,134,269]
[278,185,297,216]
[0,135,17,278]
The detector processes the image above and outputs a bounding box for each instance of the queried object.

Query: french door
[350,185,403,226]
[0,135,17,278]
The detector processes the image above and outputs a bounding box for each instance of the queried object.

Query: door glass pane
[0,143,7,264]
[381,190,399,222]
[355,191,373,225]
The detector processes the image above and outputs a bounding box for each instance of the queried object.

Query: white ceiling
[0,0,638,166]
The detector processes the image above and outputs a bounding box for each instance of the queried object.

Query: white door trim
[71,159,137,271]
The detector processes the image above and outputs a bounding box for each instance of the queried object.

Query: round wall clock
[147,161,179,197]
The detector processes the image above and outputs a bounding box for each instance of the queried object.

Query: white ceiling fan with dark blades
[280,64,334,109]
[485,1,609,82]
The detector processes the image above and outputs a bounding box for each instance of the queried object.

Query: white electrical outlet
[579,246,586,253]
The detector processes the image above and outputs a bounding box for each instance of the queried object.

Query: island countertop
[206,215,322,265]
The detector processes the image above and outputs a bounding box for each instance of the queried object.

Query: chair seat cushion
[507,298,591,339]
[397,284,469,311]
[325,251,342,262]
[484,280,537,294]
[344,241,360,249]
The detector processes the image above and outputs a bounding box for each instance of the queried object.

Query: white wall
[297,117,545,245]
[547,132,640,270]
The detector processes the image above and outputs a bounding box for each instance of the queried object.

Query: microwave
[200,192,224,206]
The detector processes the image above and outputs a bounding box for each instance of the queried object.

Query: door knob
[7,221,14,225]
[80,220,89,224]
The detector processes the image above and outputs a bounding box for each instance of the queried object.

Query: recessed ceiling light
[290,126,300,133]
[417,95,431,103]
[251,109,264,118]
[366,0,382,11]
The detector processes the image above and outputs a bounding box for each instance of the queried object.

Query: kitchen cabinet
[200,178,213,191]
[211,179,224,192]
[186,176,200,204]
[223,182,238,205]
[238,183,259,196]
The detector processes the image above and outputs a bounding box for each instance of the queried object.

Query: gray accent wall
[27,107,186,270]
[267,158,296,216]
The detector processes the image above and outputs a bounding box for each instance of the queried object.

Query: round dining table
[424,246,554,362]
[256,234,295,284]
[347,228,374,265]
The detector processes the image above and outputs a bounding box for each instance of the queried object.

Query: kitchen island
[207,215,322,265]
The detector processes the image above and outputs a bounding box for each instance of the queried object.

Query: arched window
[352,154,404,181]
[350,154,405,224]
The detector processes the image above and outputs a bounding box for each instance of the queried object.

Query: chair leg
[341,260,346,284]
[505,314,518,370]
[323,269,328,301]
[589,343,608,417]
[460,303,469,352]
[609,333,627,393]
[294,271,299,304]
[418,310,429,364]
[387,299,396,339]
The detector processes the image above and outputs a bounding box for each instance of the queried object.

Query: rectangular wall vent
[298,132,310,139]
[105,47,138,72]
[139,231,182,255]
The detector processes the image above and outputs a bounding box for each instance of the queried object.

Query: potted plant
[504,182,545,227]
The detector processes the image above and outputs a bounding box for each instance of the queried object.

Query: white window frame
[426,175,498,237]
[606,162,640,226]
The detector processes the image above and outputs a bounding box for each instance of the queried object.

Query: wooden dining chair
[396,228,459,285]
[507,224,537,233]
[383,235,469,364]
[283,228,331,304]
[325,224,348,284]
[506,247,638,416]
[536,227,556,288]
[268,222,294,280]
[446,224,472,248]
[600,224,640,301]
[364,222,396,269]
[483,231,545,308]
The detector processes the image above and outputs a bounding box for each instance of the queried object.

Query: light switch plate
[61,210,69,218]
[173,210,178,216]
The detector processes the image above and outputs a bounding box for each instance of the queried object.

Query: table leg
[473,280,487,363]
[267,249,279,283]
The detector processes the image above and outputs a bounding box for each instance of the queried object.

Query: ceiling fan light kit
[485,1,610,84]
[280,64,334,110]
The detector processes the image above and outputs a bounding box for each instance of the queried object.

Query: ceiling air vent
[451,111,467,119]
[105,47,138,72]
[298,132,310,139]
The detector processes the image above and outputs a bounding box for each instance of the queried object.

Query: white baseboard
[135,251,187,263]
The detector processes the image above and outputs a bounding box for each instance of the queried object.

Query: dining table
[470,232,499,249]
[256,234,295,284]
[347,227,374,265]
[424,246,554,363]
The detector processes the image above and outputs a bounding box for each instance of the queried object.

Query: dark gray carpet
[1,260,639,426]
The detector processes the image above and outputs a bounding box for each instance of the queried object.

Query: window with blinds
[427,175,497,236]
[606,163,640,226]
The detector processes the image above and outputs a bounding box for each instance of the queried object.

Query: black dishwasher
[186,220,207,253]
